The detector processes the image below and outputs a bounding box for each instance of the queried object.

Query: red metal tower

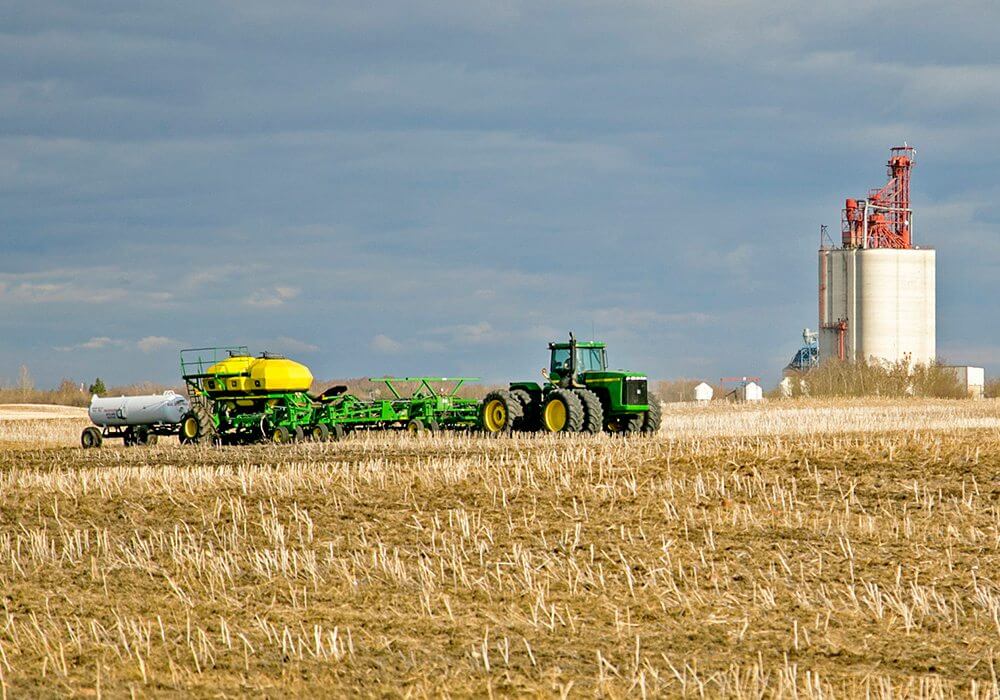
[841,145,915,249]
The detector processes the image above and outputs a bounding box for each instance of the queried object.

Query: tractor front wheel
[642,393,662,435]
[574,389,604,434]
[480,391,523,434]
[541,389,584,433]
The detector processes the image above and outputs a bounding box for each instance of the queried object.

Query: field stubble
[0,399,999,696]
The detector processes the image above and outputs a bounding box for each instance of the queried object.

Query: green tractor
[481,333,661,435]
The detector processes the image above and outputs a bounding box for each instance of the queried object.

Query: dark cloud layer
[1,1,998,386]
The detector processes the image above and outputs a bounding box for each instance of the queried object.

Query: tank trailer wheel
[271,426,291,444]
[122,427,136,447]
[312,424,331,442]
[406,419,425,435]
[541,389,584,433]
[574,388,604,434]
[642,393,662,435]
[81,427,103,449]
[143,432,159,446]
[480,390,523,434]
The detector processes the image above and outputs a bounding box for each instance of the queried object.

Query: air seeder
[480,333,661,435]
[178,347,483,444]
[179,346,317,444]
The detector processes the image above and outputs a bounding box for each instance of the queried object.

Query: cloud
[247,286,300,308]
[272,336,320,353]
[371,334,403,354]
[55,337,126,352]
[55,336,182,353]
[136,336,179,353]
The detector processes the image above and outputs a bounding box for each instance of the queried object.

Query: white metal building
[693,382,713,402]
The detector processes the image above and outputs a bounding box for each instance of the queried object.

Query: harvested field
[0,399,998,696]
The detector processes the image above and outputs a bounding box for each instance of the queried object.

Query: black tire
[271,426,291,444]
[510,388,538,431]
[330,424,346,441]
[406,419,425,435]
[619,414,644,434]
[140,430,159,446]
[426,419,440,434]
[180,404,215,445]
[293,426,305,443]
[541,389,584,433]
[642,393,662,435]
[574,388,604,434]
[480,390,523,434]
[81,427,102,449]
[312,424,331,442]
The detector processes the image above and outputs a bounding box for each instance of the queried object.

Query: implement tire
[312,424,331,442]
[481,390,523,434]
[179,404,215,445]
[574,388,604,434]
[642,393,662,435]
[541,389,584,433]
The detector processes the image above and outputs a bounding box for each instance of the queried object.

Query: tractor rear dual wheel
[481,390,524,434]
[541,389,585,433]
[510,389,537,431]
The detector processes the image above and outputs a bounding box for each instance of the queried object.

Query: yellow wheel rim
[483,399,507,432]
[182,417,199,439]
[273,430,286,444]
[407,422,420,434]
[544,399,567,432]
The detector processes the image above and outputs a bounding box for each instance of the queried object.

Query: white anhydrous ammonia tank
[88,392,191,427]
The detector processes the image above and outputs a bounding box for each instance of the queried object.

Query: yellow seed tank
[202,354,313,396]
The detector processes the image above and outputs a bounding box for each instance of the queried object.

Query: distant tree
[88,378,106,396]
[17,364,33,401]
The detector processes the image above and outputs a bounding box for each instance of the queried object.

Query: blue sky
[2,1,998,388]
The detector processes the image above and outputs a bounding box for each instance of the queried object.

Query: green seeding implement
[177,347,487,444]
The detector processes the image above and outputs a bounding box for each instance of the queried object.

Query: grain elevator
[818,146,936,365]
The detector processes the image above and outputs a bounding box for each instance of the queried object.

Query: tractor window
[550,348,571,374]
[577,348,607,372]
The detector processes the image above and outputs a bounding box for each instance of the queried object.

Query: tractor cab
[547,335,607,386]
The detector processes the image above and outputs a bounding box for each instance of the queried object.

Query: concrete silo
[817,146,935,365]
